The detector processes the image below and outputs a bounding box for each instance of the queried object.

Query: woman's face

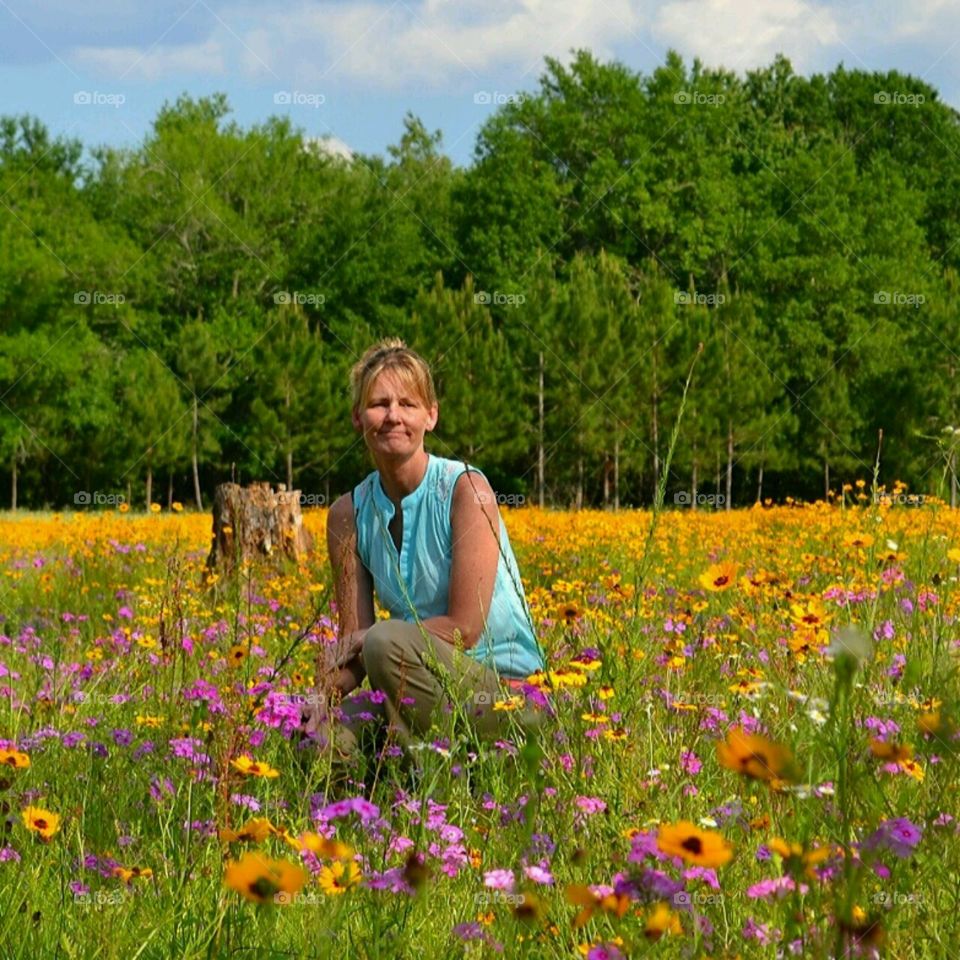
[352,369,438,459]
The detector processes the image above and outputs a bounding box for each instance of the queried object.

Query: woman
[301,338,546,776]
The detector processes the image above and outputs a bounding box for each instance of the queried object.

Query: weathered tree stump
[206,482,313,572]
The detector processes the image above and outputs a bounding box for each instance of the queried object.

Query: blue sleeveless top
[352,452,544,679]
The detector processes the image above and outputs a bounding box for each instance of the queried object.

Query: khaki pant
[320,619,545,781]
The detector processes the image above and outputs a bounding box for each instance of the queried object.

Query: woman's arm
[421,470,500,649]
[323,493,376,696]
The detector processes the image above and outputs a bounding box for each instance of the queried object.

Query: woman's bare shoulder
[327,492,357,537]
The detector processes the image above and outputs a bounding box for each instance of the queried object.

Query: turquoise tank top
[352,452,544,679]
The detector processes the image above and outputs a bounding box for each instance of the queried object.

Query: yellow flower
[172,502,183,513]
[0,748,30,769]
[657,821,733,868]
[548,669,587,689]
[219,818,277,844]
[224,852,308,904]
[286,832,354,860]
[118,502,130,514]
[318,859,362,895]
[717,727,795,783]
[230,755,280,778]
[842,532,874,549]
[22,806,60,840]
[226,644,248,667]
[699,561,738,592]
[149,503,161,514]
[644,902,683,940]
[493,695,525,712]
[112,865,153,884]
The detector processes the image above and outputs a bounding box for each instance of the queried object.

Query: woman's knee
[362,620,421,690]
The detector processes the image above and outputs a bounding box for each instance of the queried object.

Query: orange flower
[645,902,683,940]
[657,821,733,868]
[230,755,280,778]
[699,562,738,592]
[22,806,60,840]
[565,885,631,928]
[0,748,30,769]
[219,818,278,844]
[717,727,795,783]
[224,852,307,904]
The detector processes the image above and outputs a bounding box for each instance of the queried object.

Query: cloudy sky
[2,0,959,167]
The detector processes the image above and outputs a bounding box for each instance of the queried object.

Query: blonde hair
[349,338,437,412]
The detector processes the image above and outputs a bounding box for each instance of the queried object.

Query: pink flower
[524,864,555,885]
[483,869,515,891]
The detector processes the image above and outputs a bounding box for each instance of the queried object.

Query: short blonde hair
[350,338,437,412]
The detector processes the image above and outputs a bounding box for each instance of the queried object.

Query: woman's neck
[376,450,430,504]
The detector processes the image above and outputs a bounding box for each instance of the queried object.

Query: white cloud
[652,0,842,73]
[303,134,355,161]
[72,38,225,81]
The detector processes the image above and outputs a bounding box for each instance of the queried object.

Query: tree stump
[206,482,314,573]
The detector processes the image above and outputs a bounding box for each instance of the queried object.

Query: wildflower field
[0,493,957,959]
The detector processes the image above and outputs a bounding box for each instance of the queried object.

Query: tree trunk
[614,433,620,511]
[692,450,699,512]
[11,455,16,511]
[537,350,545,509]
[145,463,153,511]
[206,481,314,574]
[757,461,764,504]
[167,470,174,509]
[192,394,203,510]
[286,449,293,493]
[824,457,830,502]
[602,452,610,508]
[725,421,733,511]
[576,453,584,511]
[652,354,660,502]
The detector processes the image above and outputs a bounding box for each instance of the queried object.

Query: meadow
[0,490,956,959]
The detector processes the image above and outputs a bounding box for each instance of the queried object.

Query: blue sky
[2,0,959,169]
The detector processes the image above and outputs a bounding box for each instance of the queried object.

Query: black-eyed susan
[149,503,161,514]
[224,851,308,904]
[0,748,30,769]
[230,755,280,778]
[22,806,60,840]
[644,902,683,940]
[657,821,733,868]
[226,644,248,667]
[318,858,362,895]
[717,727,795,783]
[699,562,738,592]
[564,885,630,928]
[842,532,874,549]
[769,837,831,878]
[112,865,153,884]
[286,832,354,860]
[219,818,277,844]
[869,739,913,763]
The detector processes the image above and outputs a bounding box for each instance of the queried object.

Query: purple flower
[315,796,380,824]
[865,817,923,858]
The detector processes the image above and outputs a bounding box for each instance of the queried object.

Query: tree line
[3,49,960,511]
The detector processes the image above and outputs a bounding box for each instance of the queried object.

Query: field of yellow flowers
[0,494,956,959]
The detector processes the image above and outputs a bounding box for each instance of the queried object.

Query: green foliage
[2,50,960,508]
